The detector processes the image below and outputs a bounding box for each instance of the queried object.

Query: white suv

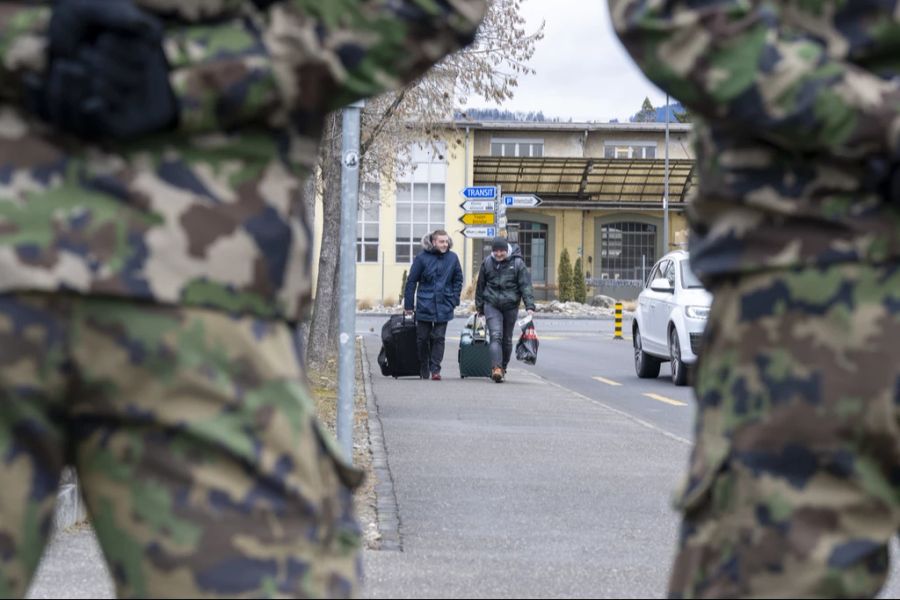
[632,250,712,386]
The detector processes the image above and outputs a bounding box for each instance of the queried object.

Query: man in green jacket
[610,1,900,597]
[0,1,485,597]
[476,236,536,382]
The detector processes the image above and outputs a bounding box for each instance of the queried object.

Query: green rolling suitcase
[458,315,492,378]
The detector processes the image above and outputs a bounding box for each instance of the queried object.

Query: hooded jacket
[404,234,463,323]
[475,243,535,313]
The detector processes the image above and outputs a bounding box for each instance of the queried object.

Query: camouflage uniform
[610,1,900,597]
[0,0,485,597]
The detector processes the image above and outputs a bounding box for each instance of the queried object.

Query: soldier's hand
[77,32,178,140]
[26,0,178,140]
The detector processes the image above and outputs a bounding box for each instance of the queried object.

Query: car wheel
[634,325,661,379]
[669,328,689,386]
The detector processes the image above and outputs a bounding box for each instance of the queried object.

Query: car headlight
[685,305,710,319]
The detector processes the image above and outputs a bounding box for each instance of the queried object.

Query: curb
[358,338,403,552]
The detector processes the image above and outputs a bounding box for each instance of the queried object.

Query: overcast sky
[462,0,668,122]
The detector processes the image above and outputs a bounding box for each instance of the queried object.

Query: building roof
[453,120,693,134]
[473,157,695,209]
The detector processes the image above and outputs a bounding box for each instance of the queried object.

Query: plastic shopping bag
[515,316,539,365]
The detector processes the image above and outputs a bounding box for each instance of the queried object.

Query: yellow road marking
[643,393,687,407]
[592,376,622,387]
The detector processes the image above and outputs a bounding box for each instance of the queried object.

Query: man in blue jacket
[404,230,463,380]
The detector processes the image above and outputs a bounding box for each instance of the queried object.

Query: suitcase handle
[465,314,487,340]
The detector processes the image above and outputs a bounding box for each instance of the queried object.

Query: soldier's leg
[68,299,362,599]
[668,262,900,599]
[0,294,69,597]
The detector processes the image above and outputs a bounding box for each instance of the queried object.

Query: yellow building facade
[316,120,696,306]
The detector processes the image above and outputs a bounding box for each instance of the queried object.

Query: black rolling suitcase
[458,315,492,378]
[377,313,421,378]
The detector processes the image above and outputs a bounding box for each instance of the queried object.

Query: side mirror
[650,278,673,293]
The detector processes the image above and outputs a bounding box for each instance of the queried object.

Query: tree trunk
[294,174,316,375]
[327,247,341,356]
[306,115,343,370]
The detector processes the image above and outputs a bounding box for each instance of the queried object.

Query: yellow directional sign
[459,212,496,225]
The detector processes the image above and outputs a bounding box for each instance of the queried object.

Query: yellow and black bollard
[614,302,623,340]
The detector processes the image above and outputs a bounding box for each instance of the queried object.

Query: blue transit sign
[461,186,498,200]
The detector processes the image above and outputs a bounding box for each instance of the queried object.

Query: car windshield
[680,261,704,289]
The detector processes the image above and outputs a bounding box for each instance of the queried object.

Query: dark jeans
[416,320,448,377]
[484,304,518,370]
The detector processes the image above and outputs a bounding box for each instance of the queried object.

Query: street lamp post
[663,94,670,253]
[337,100,364,464]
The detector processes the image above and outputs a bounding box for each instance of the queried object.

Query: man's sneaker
[431,373,442,381]
[491,367,503,383]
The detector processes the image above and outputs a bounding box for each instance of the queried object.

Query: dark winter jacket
[475,243,536,313]
[404,234,463,323]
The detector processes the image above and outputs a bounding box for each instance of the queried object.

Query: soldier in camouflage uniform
[610,1,900,597]
[0,0,485,597]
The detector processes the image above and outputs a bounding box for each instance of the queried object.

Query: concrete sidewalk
[360,334,691,598]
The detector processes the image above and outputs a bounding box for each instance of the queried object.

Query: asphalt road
[522,319,695,442]
[357,315,695,442]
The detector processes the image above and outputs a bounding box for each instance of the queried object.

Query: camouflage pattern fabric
[0,292,363,598]
[610,3,900,596]
[670,263,900,598]
[609,1,900,284]
[0,0,487,321]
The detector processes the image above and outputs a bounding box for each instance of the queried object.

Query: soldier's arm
[609,0,900,160]
[169,0,487,134]
[0,3,49,104]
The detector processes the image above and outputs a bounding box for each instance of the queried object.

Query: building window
[512,221,549,284]
[395,145,447,263]
[395,182,445,263]
[604,143,657,159]
[599,221,657,282]
[357,183,380,263]
[490,138,544,157]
